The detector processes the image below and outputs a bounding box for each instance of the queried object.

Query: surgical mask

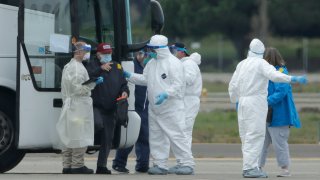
[100,54,112,63]
[143,56,152,65]
[83,52,91,61]
[149,51,157,59]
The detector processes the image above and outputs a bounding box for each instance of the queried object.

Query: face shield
[170,45,189,57]
[73,44,91,61]
[169,45,177,55]
[137,50,146,59]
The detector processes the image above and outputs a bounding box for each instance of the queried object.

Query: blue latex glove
[123,71,132,78]
[291,75,307,84]
[95,76,104,85]
[236,102,239,112]
[155,92,169,105]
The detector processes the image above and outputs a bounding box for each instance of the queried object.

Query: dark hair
[264,47,285,66]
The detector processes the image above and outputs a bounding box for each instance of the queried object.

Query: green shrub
[194,110,320,144]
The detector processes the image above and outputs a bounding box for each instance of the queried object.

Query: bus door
[17,0,72,149]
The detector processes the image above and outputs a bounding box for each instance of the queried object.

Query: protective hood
[248,38,265,59]
[148,35,168,47]
[190,52,201,65]
[154,47,172,60]
[148,35,172,60]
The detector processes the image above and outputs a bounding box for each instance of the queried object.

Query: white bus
[0,0,164,172]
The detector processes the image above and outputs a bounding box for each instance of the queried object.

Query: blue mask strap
[146,45,167,49]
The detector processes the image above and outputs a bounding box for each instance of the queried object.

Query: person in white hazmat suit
[228,38,307,178]
[123,35,195,175]
[56,41,104,174]
[168,43,202,174]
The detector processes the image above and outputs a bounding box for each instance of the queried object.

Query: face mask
[100,54,112,63]
[82,52,91,61]
[149,51,157,59]
[143,56,152,65]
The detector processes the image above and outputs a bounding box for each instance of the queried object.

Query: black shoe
[112,165,129,173]
[70,166,94,174]
[62,168,72,174]
[96,167,111,174]
[136,167,149,173]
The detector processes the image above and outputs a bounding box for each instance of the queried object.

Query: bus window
[24,0,71,89]
[128,0,152,44]
[98,0,114,46]
[78,1,98,43]
[0,0,19,7]
[77,0,114,46]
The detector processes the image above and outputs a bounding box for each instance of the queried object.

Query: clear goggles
[170,46,188,54]
[146,44,167,53]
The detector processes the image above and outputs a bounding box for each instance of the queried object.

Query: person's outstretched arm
[260,60,291,83]
[126,62,150,86]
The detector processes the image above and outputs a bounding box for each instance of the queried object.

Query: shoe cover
[175,166,194,175]
[148,166,168,175]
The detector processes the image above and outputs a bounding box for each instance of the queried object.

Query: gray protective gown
[56,58,95,148]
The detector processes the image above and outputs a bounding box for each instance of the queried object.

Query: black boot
[70,166,94,174]
[96,167,112,174]
[112,165,129,173]
[62,168,72,174]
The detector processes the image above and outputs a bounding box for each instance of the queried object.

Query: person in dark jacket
[112,50,150,173]
[86,43,129,174]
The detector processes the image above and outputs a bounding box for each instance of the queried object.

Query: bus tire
[0,92,25,173]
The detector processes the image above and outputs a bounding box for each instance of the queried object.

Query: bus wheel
[0,111,25,173]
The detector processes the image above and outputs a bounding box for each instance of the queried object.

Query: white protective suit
[128,35,194,169]
[56,58,95,149]
[228,39,292,170]
[181,52,202,148]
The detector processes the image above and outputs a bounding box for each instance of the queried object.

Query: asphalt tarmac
[2,144,319,180]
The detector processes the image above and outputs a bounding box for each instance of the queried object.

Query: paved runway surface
[2,144,320,180]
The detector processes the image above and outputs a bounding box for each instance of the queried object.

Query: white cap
[148,35,168,47]
[249,38,265,54]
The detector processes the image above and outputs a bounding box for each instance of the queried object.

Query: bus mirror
[49,34,71,53]
[150,0,164,34]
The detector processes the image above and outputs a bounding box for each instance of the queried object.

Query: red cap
[97,43,112,54]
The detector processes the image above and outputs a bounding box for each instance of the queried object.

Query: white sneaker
[277,169,291,177]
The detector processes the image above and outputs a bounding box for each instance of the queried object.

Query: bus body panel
[0,0,141,150]
[18,46,61,148]
[119,61,141,148]
[0,4,18,58]
[0,4,18,91]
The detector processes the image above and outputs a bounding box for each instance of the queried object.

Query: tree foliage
[160,0,259,58]
[159,0,320,59]
[268,0,320,37]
